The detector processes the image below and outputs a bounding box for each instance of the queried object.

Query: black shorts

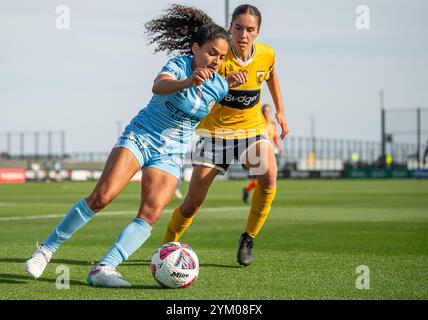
[191,135,269,174]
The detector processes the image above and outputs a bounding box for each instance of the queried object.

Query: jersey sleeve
[216,75,229,102]
[265,47,276,81]
[158,57,186,80]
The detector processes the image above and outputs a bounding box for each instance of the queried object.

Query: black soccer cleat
[237,232,254,266]
[242,188,249,204]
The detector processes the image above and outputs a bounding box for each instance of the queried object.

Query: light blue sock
[42,199,95,253]
[99,218,152,268]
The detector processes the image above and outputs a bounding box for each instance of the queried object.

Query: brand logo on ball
[170,271,189,278]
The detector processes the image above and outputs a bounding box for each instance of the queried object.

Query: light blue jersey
[115,56,229,179]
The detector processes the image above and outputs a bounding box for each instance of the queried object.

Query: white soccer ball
[150,242,199,289]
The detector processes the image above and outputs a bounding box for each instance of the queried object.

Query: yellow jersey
[196,42,276,139]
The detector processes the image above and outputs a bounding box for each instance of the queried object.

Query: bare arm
[152,68,213,96]
[266,70,289,139]
[152,75,191,96]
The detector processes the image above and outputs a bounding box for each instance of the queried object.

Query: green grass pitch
[0,179,427,300]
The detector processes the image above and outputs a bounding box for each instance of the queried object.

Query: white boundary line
[0,206,251,222]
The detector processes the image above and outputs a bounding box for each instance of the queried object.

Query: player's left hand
[276,112,289,139]
[226,71,248,88]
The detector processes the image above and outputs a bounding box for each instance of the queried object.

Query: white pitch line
[0,206,250,222]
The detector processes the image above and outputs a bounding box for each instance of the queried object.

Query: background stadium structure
[2,98,428,178]
[0,130,66,161]
[1,130,426,178]
[382,107,428,169]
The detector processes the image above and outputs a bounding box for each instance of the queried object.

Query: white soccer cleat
[24,246,53,279]
[86,265,131,288]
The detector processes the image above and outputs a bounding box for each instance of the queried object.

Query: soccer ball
[150,242,199,288]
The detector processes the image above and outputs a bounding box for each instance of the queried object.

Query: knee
[85,193,112,212]
[138,202,164,225]
[259,169,277,189]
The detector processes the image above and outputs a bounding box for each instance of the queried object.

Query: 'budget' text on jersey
[221,90,260,110]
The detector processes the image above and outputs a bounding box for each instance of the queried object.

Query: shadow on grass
[123,259,151,267]
[0,273,87,286]
[1,258,242,270]
[0,257,93,266]
[127,284,163,290]
[200,263,242,269]
[0,278,28,284]
[0,273,160,289]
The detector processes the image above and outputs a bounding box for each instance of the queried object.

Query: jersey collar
[231,44,256,67]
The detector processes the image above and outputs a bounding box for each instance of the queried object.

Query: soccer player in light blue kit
[24,5,247,287]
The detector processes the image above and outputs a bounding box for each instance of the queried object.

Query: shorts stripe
[233,138,239,161]
[211,137,216,165]
[222,138,227,166]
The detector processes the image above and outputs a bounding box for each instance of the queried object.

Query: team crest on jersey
[256,71,266,85]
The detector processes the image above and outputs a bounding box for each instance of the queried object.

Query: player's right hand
[187,68,213,87]
[276,111,289,139]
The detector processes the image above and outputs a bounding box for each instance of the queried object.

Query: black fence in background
[0,131,66,159]
[281,136,420,169]
[1,135,425,170]
[382,107,428,169]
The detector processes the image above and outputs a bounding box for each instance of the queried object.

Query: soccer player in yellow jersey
[243,104,283,203]
[163,4,289,266]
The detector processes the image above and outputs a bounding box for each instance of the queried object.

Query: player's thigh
[242,139,277,188]
[138,168,178,223]
[180,165,219,215]
[188,165,219,199]
[256,142,278,188]
[87,147,140,205]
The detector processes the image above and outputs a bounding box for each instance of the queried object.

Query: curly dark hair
[145,4,230,56]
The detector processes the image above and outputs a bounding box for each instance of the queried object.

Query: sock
[244,184,277,238]
[42,199,95,253]
[162,207,194,243]
[244,180,257,193]
[99,218,152,268]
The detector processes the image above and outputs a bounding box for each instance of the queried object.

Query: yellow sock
[244,184,277,238]
[162,207,194,243]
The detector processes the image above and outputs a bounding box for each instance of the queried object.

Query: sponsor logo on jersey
[165,101,200,124]
[220,90,260,109]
